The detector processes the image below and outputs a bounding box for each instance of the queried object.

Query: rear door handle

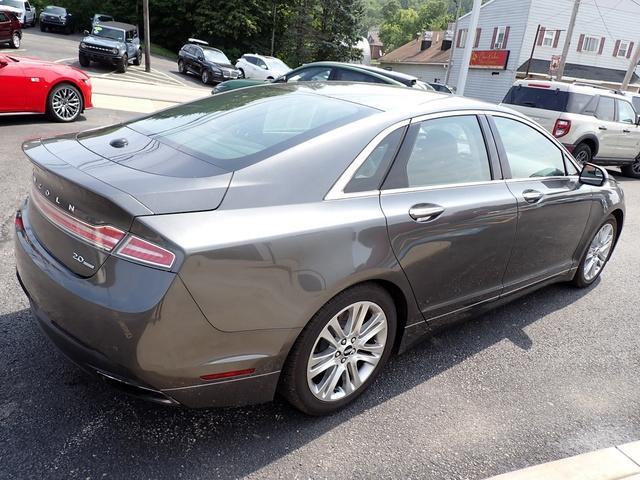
[522,190,544,203]
[598,126,608,131]
[623,129,632,133]
[409,204,445,222]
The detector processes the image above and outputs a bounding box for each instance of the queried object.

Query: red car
[0,54,93,122]
[0,9,21,48]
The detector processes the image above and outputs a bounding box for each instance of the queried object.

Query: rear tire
[10,32,20,49]
[47,83,83,123]
[117,54,128,73]
[177,59,186,74]
[279,283,397,416]
[78,53,90,67]
[572,215,617,288]
[573,143,592,164]
[201,69,210,84]
[621,159,640,179]
[133,50,141,66]
[238,68,245,79]
[40,24,45,32]
[31,16,36,27]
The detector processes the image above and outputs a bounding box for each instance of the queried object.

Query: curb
[487,441,640,480]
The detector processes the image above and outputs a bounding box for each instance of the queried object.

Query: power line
[592,0,614,39]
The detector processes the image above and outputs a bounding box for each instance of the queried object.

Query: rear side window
[493,117,566,178]
[503,86,591,114]
[127,91,375,170]
[344,127,405,193]
[595,97,615,122]
[0,13,7,21]
[287,67,332,82]
[383,115,492,189]
[334,68,386,84]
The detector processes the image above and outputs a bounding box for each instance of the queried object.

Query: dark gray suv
[79,21,141,73]
[15,84,624,415]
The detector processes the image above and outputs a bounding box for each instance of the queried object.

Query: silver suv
[503,80,640,178]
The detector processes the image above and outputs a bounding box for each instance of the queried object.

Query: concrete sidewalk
[488,441,640,480]
[90,77,209,114]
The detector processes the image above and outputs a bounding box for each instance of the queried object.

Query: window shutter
[577,34,585,52]
[475,28,481,48]
[628,42,635,59]
[553,30,561,48]
[537,27,546,46]
[613,40,621,57]
[503,26,510,48]
[598,37,605,54]
[491,27,498,49]
[456,30,462,48]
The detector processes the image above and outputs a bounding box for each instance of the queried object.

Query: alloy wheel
[575,150,589,163]
[51,87,81,121]
[12,33,20,48]
[632,161,640,176]
[306,301,388,402]
[583,223,614,282]
[202,71,209,84]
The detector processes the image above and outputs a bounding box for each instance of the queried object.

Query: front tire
[621,159,640,179]
[572,216,617,288]
[40,24,45,32]
[78,53,90,67]
[201,69,210,84]
[280,283,397,415]
[238,68,245,79]
[117,54,128,73]
[10,32,20,49]
[47,83,83,123]
[177,59,186,74]
[573,143,592,164]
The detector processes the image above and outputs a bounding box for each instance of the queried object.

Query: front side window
[0,12,7,21]
[617,100,636,124]
[383,115,492,189]
[595,96,615,122]
[287,66,332,82]
[493,116,565,178]
[334,68,386,84]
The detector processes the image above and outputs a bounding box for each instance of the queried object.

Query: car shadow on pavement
[1,278,599,479]
[0,114,89,127]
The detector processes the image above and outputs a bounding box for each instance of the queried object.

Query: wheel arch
[47,80,86,113]
[611,208,624,248]
[575,134,599,157]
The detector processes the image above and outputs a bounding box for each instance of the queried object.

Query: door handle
[409,204,445,222]
[598,126,608,131]
[522,190,544,203]
[623,129,631,133]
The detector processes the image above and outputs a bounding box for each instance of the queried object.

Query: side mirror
[579,163,608,187]
[83,29,89,36]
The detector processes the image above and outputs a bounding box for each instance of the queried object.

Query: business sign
[470,50,510,70]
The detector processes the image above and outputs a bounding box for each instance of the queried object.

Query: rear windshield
[503,85,591,113]
[126,88,375,170]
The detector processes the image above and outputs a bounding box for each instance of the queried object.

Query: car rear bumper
[15,200,299,408]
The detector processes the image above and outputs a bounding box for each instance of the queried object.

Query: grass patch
[150,43,178,60]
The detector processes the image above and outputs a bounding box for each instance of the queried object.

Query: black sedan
[177,39,240,85]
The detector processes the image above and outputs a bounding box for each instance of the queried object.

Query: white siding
[526,0,640,73]
[379,63,448,83]
[449,0,533,103]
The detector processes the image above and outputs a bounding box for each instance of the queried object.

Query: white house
[449,0,640,103]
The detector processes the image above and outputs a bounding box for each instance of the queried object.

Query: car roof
[99,21,136,31]
[513,79,628,100]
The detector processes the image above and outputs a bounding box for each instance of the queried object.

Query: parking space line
[54,57,76,64]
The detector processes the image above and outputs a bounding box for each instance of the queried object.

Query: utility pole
[622,42,640,90]
[525,25,541,78]
[456,0,481,96]
[557,0,580,80]
[444,0,461,85]
[270,0,277,56]
[143,0,151,72]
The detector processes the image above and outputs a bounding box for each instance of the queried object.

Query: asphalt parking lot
[1,107,640,479]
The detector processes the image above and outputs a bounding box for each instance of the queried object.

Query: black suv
[177,39,240,85]
[39,5,75,34]
[79,21,142,73]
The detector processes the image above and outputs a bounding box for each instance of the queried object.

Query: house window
[458,29,468,48]
[617,40,631,57]
[543,29,555,47]
[582,36,600,53]
[493,26,509,49]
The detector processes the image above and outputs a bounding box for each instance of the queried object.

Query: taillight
[31,191,125,251]
[200,369,255,381]
[115,235,176,269]
[553,119,572,138]
[15,211,24,232]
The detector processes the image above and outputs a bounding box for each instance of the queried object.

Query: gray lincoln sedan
[15,83,624,415]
